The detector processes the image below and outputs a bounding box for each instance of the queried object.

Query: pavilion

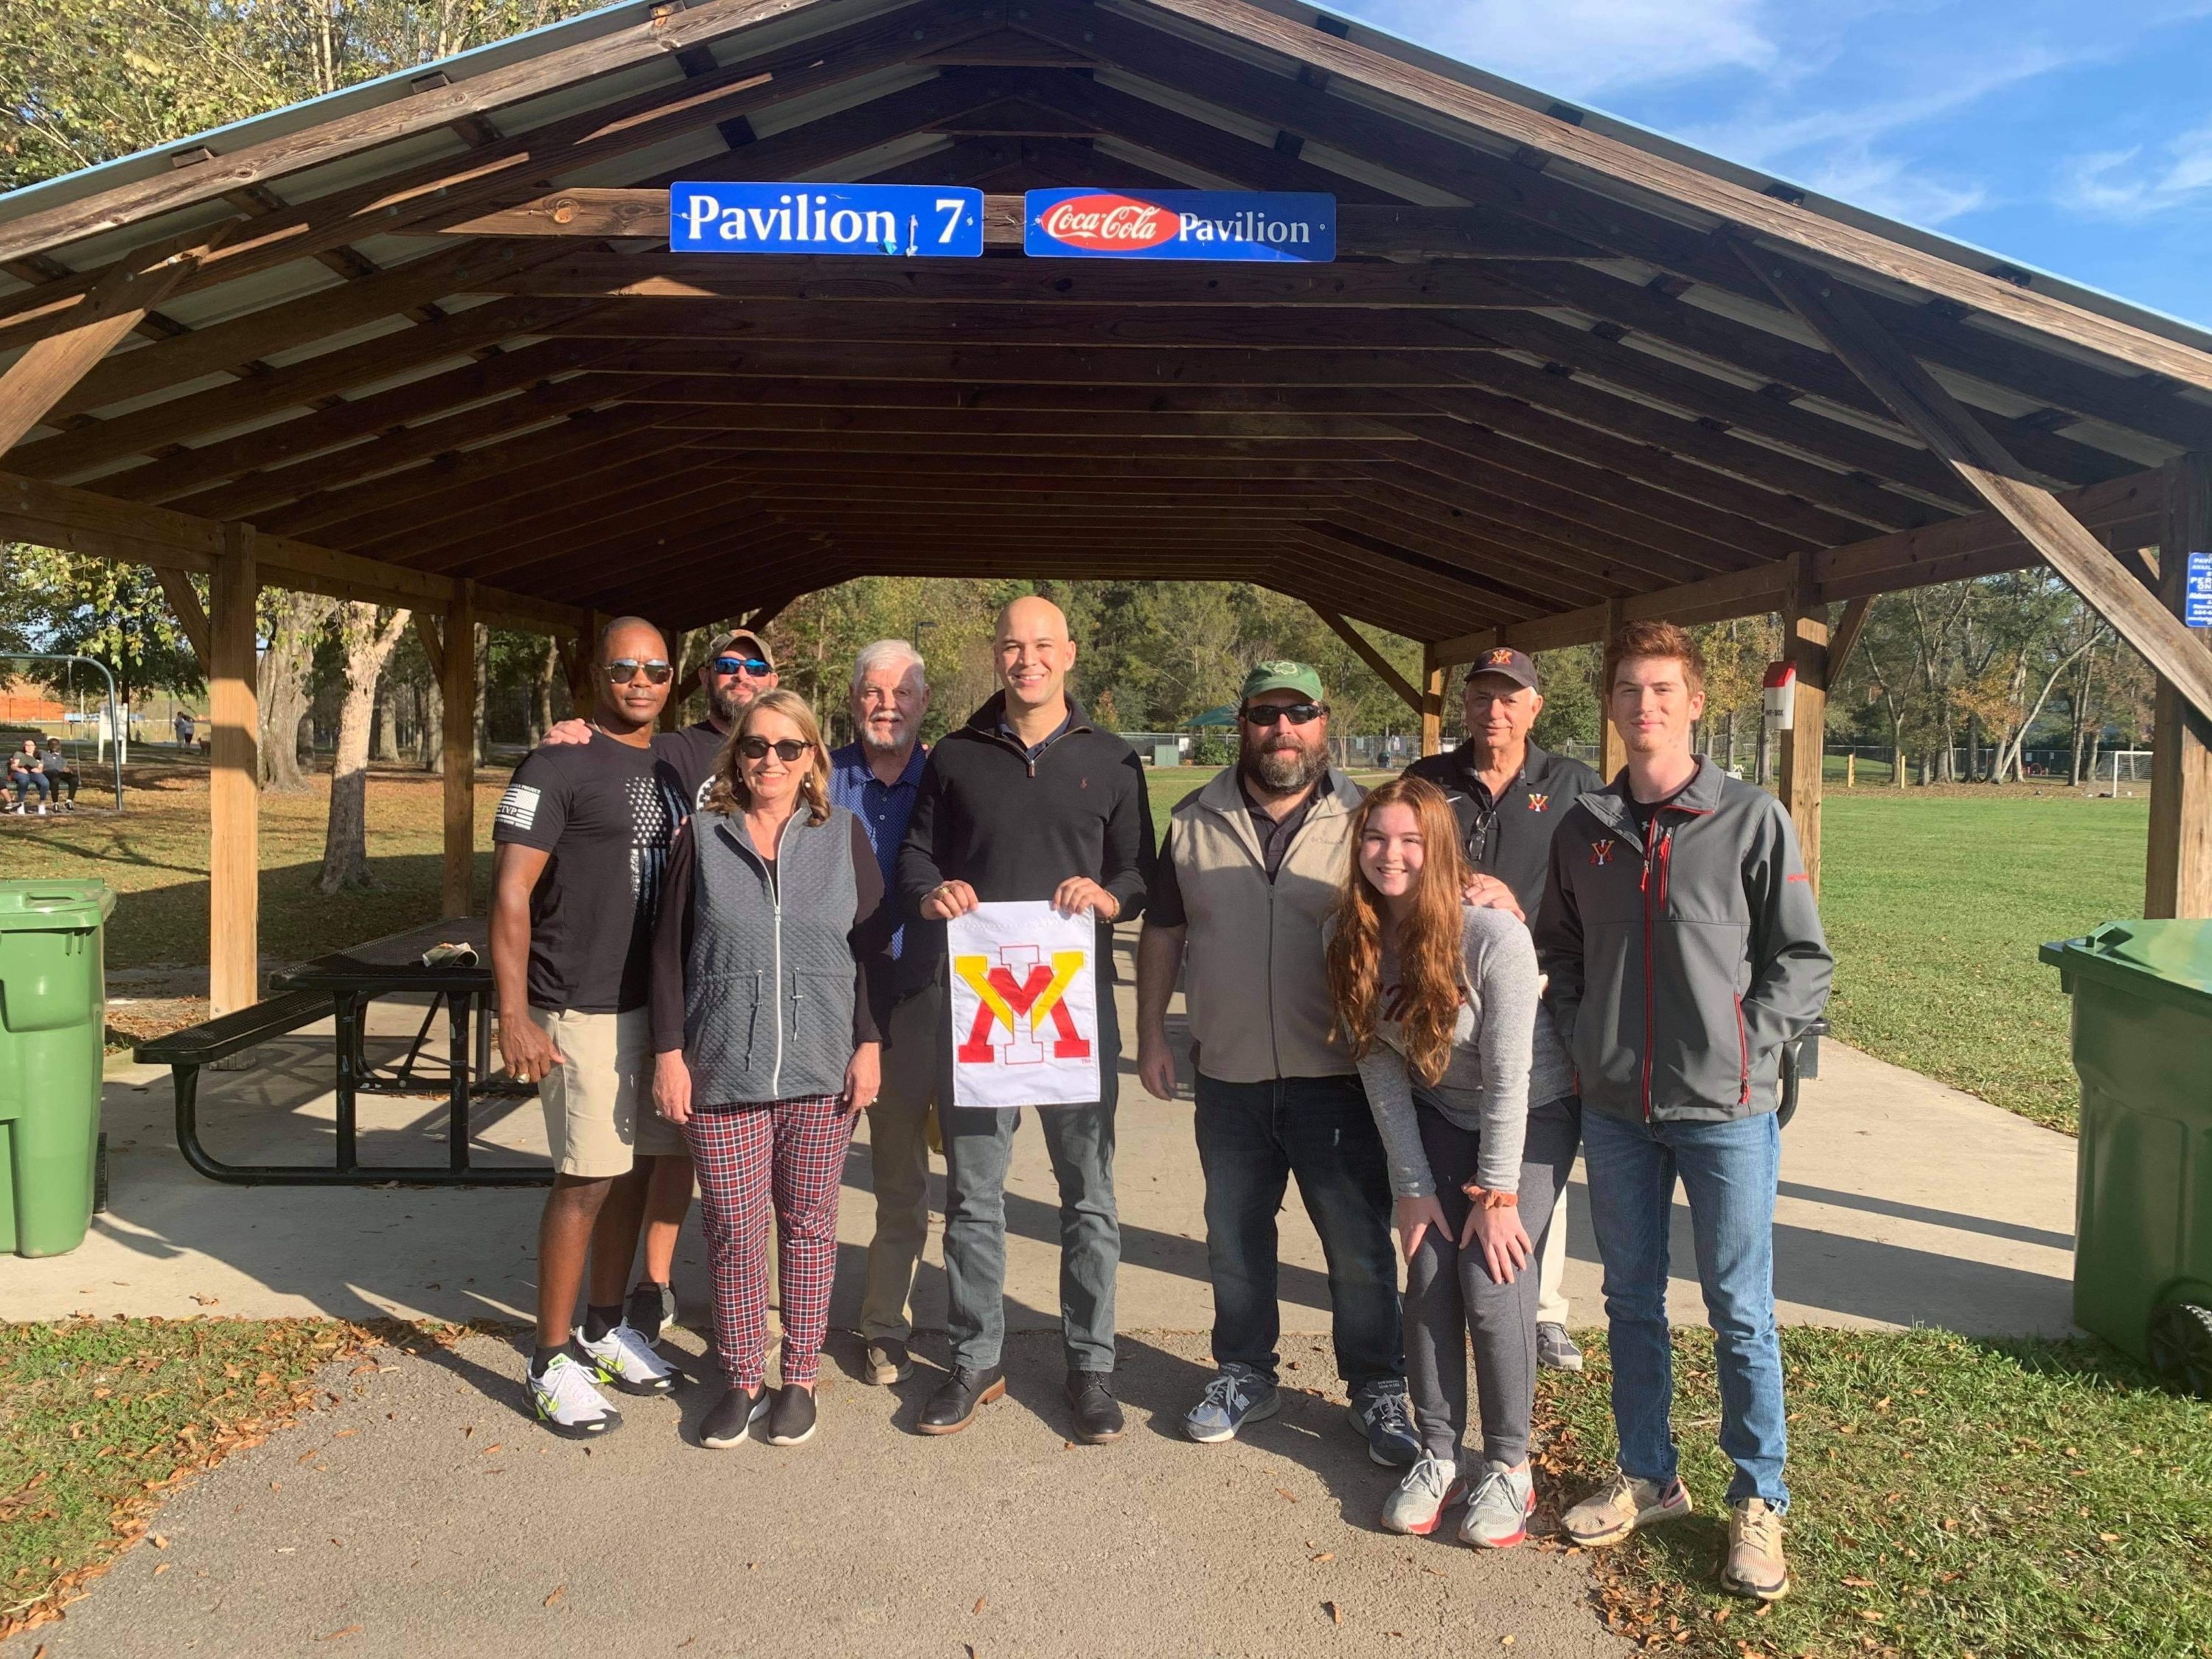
[0,0,2205,1020]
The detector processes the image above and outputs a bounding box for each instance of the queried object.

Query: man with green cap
[1137,662,1417,1464]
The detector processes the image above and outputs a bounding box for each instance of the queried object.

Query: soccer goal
[2104,750,2154,793]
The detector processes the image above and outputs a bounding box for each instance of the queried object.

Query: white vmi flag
[946,901,1102,1109]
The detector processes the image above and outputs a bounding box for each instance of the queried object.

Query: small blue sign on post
[668,182,984,256]
[1024,189,1335,262]
[2187,550,2212,630]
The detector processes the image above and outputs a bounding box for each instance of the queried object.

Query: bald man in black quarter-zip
[897,596,1156,1446]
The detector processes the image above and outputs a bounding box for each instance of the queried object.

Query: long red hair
[1326,774,1470,1085]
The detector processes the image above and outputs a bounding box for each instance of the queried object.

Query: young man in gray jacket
[1536,621,1831,1604]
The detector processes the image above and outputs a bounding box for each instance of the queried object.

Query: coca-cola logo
[1034,194,1179,253]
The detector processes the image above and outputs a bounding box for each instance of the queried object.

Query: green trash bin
[2041,918,2212,1397]
[0,880,116,1257]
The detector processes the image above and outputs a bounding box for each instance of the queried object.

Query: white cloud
[2061,119,2212,219]
[1349,0,1777,97]
[1800,152,1989,226]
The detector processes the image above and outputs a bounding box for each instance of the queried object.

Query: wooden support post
[656,620,686,732]
[2146,455,2212,919]
[1776,558,1831,897]
[1826,594,1874,680]
[208,523,259,1018]
[1846,753,1857,790]
[1419,645,1446,758]
[1597,597,1628,782]
[440,580,478,919]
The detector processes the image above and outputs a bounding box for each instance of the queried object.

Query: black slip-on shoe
[918,1365,1005,1435]
[700,1384,767,1450]
[767,1382,818,1446]
[1065,1369,1125,1444]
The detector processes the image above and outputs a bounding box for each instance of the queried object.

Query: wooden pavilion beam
[1826,595,1874,680]
[1313,609,1422,716]
[0,468,585,636]
[0,0,995,347]
[1425,464,2168,659]
[1748,251,2212,726]
[2146,456,2212,919]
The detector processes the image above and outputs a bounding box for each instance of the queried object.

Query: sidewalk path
[32,1326,1625,1659]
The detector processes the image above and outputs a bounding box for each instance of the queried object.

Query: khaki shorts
[529,1006,687,1178]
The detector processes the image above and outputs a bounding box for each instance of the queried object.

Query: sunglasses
[1242,703,1326,727]
[712,656,773,678]
[605,658,673,685]
[737,737,813,762]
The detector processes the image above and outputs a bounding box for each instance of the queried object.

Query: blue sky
[1338,0,2212,328]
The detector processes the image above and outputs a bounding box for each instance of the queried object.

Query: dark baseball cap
[1464,645,1538,692]
[705,628,774,669]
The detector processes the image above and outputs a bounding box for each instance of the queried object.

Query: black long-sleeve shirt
[897,695,1155,992]
[650,813,895,1055]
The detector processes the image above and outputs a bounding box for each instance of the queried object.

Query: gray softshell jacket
[1534,757,1832,1124]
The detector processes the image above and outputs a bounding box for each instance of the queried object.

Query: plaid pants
[684,1096,851,1388]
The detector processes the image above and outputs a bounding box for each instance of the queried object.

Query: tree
[319,604,411,892]
[258,590,336,791]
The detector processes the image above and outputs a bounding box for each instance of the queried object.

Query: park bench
[138,917,551,1188]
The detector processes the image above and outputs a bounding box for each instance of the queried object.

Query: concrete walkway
[2,945,2081,1657]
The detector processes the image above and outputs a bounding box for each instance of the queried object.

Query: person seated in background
[6,746,50,815]
[41,739,77,811]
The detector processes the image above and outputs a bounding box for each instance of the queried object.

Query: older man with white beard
[1137,662,1417,1464]
[831,639,939,1388]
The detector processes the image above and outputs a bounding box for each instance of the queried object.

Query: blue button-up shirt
[830,740,928,958]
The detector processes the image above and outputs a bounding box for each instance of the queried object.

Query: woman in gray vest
[650,689,894,1450]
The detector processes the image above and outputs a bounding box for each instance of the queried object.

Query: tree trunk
[531,635,558,746]
[473,625,490,765]
[371,675,400,762]
[419,676,444,773]
[319,606,411,894]
[258,591,335,793]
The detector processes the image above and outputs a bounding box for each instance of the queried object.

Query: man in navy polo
[833,639,936,1388]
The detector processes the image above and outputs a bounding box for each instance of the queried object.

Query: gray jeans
[1405,1096,1580,1467]
[860,985,944,1343]
[939,986,1119,1372]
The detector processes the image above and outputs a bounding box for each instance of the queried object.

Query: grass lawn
[1533,1326,2212,1657]
[1820,787,2147,1133]
[0,1318,374,1642]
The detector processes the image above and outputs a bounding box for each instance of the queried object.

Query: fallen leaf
[1841,1577,1875,1588]
[1859,1610,1885,1624]
[543,1585,566,1607]
[297,1450,318,1464]
[316,1627,361,1642]
[153,1563,172,1577]
[1311,1552,1335,1563]
[333,1429,357,1439]
[350,1363,379,1374]
[973,1596,987,1614]
[1276,1486,1299,1503]
[481,1444,502,1456]
[189,1295,220,1307]
[149,1535,169,1550]
[1500,1638,1516,1649]
[1325,1601,1343,1626]
[2099,1533,2120,1543]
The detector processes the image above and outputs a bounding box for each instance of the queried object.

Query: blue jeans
[1193,1072,1400,1394]
[939,987,1119,1373]
[1580,1107,1787,1511]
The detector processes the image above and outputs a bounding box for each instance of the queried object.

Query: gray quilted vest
[681,805,860,1104]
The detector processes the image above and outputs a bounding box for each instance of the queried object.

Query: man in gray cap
[656,627,779,804]
[1138,661,1417,1464]
[1406,644,1601,1372]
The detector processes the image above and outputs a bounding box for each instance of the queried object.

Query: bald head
[994,594,1078,719]
[596,616,672,734]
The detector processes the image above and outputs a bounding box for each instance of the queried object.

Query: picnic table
[139,917,552,1187]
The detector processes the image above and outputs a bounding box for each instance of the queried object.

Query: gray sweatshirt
[1354,905,1573,1199]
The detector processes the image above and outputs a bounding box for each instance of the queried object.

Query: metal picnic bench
[137,917,552,1187]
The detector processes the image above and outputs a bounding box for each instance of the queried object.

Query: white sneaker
[577,1321,678,1395]
[529,1352,622,1439]
[1460,1460,1536,1548]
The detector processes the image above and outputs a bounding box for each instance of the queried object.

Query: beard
[709,681,754,726]
[1243,737,1326,794]
[859,716,908,753]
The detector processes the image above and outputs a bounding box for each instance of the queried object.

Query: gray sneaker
[1348,1382,1420,1467]
[1380,1455,1463,1536]
[864,1338,912,1385]
[1537,1323,1585,1371]
[1459,1460,1536,1549]
[1183,1365,1280,1443]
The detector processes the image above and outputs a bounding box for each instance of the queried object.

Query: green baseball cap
[1239,660,1324,703]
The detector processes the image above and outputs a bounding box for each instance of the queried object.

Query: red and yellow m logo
[954,947,1091,1065]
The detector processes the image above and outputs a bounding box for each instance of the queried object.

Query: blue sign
[2188,550,2212,630]
[1023,189,1335,262]
[668,183,984,256]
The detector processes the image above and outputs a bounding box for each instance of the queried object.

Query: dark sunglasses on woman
[737,737,813,762]
[713,656,774,678]
[1242,702,1326,727]
[604,658,674,684]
